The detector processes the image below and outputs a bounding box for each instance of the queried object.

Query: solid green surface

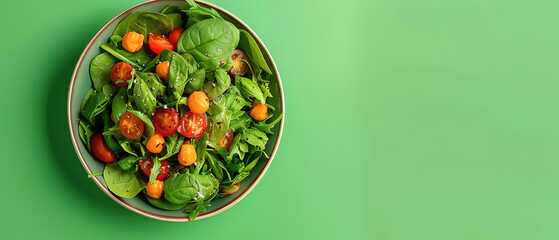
[2,0,559,239]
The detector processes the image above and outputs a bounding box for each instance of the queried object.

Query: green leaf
[181,52,199,75]
[252,113,283,134]
[229,112,251,133]
[149,157,161,184]
[80,89,95,112]
[167,53,189,101]
[242,150,262,173]
[136,72,166,98]
[104,164,146,198]
[236,76,265,104]
[166,13,184,30]
[78,119,95,151]
[227,134,248,161]
[100,44,153,69]
[241,127,269,149]
[160,133,185,160]
[111,87,128,124]
[163,173,219,204]
[192,133,208,174]
[238,29,271,74]
[205,151,223,180]
[177,18,239,71]
[183,0,223,28]
[112,12,174,41]
[146,193,187,210]
[184,68,205,94]
[119,140,138,157]
[118,155,140,171]
[133,74,157,116]
[201,69,231,100]
[90,53,118,92]
[128,110,155,138]
[81,91,110,123]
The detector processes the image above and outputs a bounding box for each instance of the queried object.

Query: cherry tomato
[151,108,179,137]
[217,128,234,150]
[110,62,133,87]
[177,111,207,138]
[139,159,170,181]
[168,28,184,50]
[156,61,170,83]
[90,133,117,162]
[146,133,165,153]
[187,91,209,114]
[250,102,268,121]
[178,141,197,166]
[146,180,164,199]
[119,112,145,139]
[221,183,240,194]
[228,49,249,77]
[122,31,144,53]
[148,34,174,54]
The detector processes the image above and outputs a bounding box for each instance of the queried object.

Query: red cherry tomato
[168,28,184,50]
[177,111,207,138]
[151,108,179,137]
[138,159,170,181]
[119,112,145,140]
[90,133,117,162]
[148,34,174,54]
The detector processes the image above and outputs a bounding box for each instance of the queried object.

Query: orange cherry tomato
[110,62,133,87]
[146,180,164,199]
[187,91,209,114]
[217,128,234,150]
[250,102,268,121]
[146,133,165,153]
[148,34,174,54]
[178,141,197,166]
[221,183,240,194]
[122,31,144,53]
[169,28,184,50]
[156,61,170,83]
[90,133,117,162]
[119,112,145,140]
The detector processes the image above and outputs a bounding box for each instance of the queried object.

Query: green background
[1,0,559,239]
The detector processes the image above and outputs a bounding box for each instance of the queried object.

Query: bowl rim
[67,0,284,222]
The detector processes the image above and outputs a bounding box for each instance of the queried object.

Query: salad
[78,0,282,220]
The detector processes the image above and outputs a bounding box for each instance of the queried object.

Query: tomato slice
[90,133,117,162]
[168,28,184,50]
[139,159,170,181]
[152,108,179,137]
[148,34,174,54]
[119,112,145,139]
[177,111,207,138]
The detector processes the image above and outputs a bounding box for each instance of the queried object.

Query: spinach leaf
[119,140,138,157]
[236,76,265,104]
[104,164,146,198]
[181,52,198,75]
[112,12,174,41]
[149,157,161,184]
[100,110,123,154]
[238,29,271,74]
[201,69,230,100]
[241,127,269,149]
[100,44,152,69]
[142,49,177,72]
[252,113,283,134]
[167,13,184,30]
[146,193,186,210]
[176,18,239,71]
[118,155,140,171]
[90,53,117,92]
[112,87,128,123]
[161,5,188,14]
[128,110,155,138]
[192,133,208,174]
[136,72,166,98]
[167,53,189,102]
[78,119,95,151]
[183,0,222,28]
[133,74,157,116]
[163,173,219,204]
[184,68,205,94]
[80,89,95,111]
[81,91,110,123]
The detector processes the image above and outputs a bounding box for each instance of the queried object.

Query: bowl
[67,0,284,222]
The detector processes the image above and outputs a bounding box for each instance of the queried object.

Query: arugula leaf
[201,69,231,100]
[149,157,161,184]
[183,188,218,220]
[205,151,224,180]
[81,91,110,123]
[118,139,138,157]
[236,76,265,104]
[192,133,208,174]
[227,134,248,161]
[241,127,269,149]
[104,164,146,198]
[229,112,251,133]
[252,113,283,134]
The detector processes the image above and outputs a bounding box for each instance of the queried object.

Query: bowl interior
[68,0,283,221]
